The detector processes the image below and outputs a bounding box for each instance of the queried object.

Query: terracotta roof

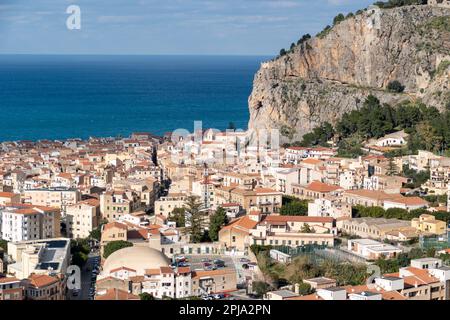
[385,196,428,206]
[301,158,322,165]
[95,288,139,300]
[219,216,259,234]
[160,266,174,274]
[103,221,128,232]
[306,181,341,193]
[0,192,17,198]
[129,276,145,283]
[263,215,334,224]
[27,274,59,288]
[402,267,440,286]
[79,198,100,207]
[344,189,396,201]
[145,268,161,276]
[13,208,39,215]
[254,188,281,194]
[177,267,191,274]
[192,268,235,279]
[110,266,136,273]
[0,277,20,284]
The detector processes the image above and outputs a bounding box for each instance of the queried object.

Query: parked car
[214,259,225,268]
[178,262,190,267]
[239,258,251,263]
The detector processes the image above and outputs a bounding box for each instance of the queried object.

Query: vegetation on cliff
[287,95,450,157]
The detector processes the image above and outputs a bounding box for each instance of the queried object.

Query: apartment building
[24,188,81,215]
[66,198,100,239]
[363,174,408,194]
[292,181,343,201]
[154,193,188,217]
[273,168,299,194]
[218,213,260,252]
[192,179,216,209]
[250,215,336,248]
[0,205,61,242]
[215,187,282,214]
[0,277,23,300]
[308,197,352,220]
[0,192,20,206]
[191,269,237,295]
[100,189,141,222]
[23,274,65,300]
[411,214,447,235]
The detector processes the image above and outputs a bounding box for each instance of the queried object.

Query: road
[68,252,100,301]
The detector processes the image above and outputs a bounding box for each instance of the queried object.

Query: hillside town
[0,126,449,301]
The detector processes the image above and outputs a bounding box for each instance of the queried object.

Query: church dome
[102,246,169,275]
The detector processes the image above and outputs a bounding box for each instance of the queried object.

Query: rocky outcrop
[248,5,450,142]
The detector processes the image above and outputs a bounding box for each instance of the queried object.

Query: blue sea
[0,55,269,141]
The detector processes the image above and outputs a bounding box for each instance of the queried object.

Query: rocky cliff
[248,5,450,142]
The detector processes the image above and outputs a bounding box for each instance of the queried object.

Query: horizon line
[0,53,274,57]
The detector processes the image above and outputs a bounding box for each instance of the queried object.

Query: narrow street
[68,252,100,300]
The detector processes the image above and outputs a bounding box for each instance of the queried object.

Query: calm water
[0,55,269,141]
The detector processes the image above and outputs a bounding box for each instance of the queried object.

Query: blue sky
[0,0,374,55]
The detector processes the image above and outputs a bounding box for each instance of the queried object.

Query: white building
[308,197,352,219]
[375,131,409,147]
[7,238,70,279]
[0,205,61,242]
[347,238,402,260]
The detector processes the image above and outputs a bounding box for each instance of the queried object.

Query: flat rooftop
[304,277,336,285]
[269,290,299,298]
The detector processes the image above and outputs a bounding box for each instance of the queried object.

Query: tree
[333,13,345,25]
[139,293,155,300]
[387,80,405,93]
[279,49,287,56]
[297,282,314,295]
[72,251,88,268]
[209,207,228,241]
[169,207,186,227]
[0,239,8,253]
[183,196,205,243]
[103,240,133,259]
[280,200,308,216]
[89,219,108,241]
[252,281,270,298]
[300,224,315,234]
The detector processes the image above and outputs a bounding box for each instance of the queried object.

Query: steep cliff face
[248,5,450,142]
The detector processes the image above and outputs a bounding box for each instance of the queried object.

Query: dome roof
[102,246,169,276]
